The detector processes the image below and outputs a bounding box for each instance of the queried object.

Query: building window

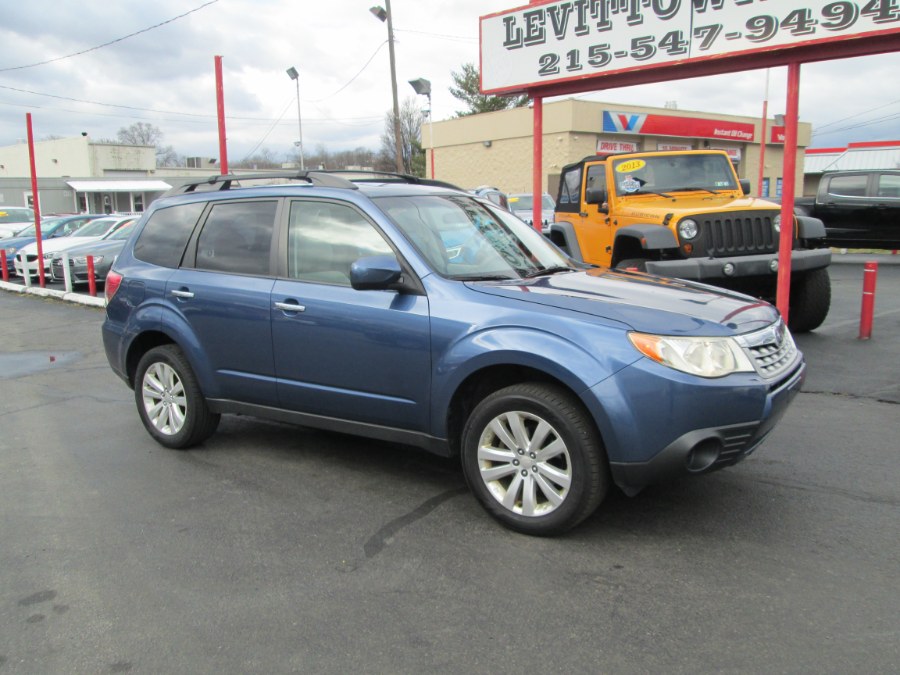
[776,177,783,198]
[133,193,144,212]
[761,177,770,197]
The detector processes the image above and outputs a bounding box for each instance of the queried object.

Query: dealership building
[428,98,810,199]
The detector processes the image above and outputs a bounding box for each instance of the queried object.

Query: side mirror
[350,255,403,291]
[740,179,751,196]
[585,186,608,213]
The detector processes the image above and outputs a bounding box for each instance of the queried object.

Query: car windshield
[11,218,60,237]
[107,220,137,240]
[511,194,555,211]
[611,153,738,197]
[0,207,34,223]
[73,218,119,237]
[376,194,571,281]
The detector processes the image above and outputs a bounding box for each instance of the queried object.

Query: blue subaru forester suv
[103,171,805,535]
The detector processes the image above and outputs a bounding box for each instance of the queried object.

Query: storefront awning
[66,180,172,193]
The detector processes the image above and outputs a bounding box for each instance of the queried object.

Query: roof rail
[164,170,463,198]
[324,170,462,190]
[166,171,359,197]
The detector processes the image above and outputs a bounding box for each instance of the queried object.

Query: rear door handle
[171,289,194,299]
[274,301,306,313]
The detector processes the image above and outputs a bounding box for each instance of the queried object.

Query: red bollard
[0,250,7,282]
[859,261,878,340]
[87,255,97,297]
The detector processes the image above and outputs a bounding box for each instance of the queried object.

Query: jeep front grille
[697,211,779,256]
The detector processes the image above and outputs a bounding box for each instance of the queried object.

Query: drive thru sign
[479,0,900,324]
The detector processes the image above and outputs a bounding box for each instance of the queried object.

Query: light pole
[370,2,404,174]
[286,66,305,171]
[409,77,433,179]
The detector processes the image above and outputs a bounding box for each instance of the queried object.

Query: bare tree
[117,122,163,146]
[116,122,183,167]
[379,97,426,175]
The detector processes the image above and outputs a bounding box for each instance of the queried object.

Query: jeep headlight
[773,214,781,233]
[678,218,699,241]
[628,332,755,378]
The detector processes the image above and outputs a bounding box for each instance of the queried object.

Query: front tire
[788,268,831,333]
[134,345,220,449]
[461,383,609,536]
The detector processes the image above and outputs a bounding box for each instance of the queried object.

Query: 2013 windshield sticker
[616,159,646,173]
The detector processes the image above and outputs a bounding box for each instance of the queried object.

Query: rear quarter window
[133,202,206,268]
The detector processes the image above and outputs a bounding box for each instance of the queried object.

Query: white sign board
[481,0,900,94]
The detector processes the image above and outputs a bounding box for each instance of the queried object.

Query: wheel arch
[611,224,678,267]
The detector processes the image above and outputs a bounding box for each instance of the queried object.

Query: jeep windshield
[375,194,572,281]
[611,153,738,197]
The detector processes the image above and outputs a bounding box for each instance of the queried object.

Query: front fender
[615,224,679,250]
[430,325,638,438]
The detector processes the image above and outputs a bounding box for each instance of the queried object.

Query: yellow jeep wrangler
[549,150,832,332]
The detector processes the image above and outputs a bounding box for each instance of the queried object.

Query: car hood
[616,194,780,220]
[467,267,778,336]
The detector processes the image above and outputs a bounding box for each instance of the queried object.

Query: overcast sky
[2,0,899,163]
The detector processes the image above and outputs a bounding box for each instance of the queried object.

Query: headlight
[678,218,699,241]
[43,251,55,259]
[628,332,755,378]
[5,247,16,255]
[773,215,781,233]
[74,255,103,265]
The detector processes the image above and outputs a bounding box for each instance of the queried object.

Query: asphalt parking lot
[0,257,898,674]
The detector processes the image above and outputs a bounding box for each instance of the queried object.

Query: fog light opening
[686,439,722,473]
[769,259,779,272]
[723,263,735,276]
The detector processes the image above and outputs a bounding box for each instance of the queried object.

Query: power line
[0,84,381,124]
[0,0,221,73]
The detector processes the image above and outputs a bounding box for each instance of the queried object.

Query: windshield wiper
[455,273,518,281]
[522,265,574,279]
[668,186,721,195]
[630,189,672,198]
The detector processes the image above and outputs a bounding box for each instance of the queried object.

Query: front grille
[696,210,779,256]
[736,319,800,381]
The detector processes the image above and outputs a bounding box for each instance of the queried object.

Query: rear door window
[194,201,277,276]
[133,202,206,268]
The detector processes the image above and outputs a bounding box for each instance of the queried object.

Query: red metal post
[86,255,97,297]
[1,250,7,282]
[532,94,543,233]
[776,62,801,323]
[26,113,46,288]
[859,261,878,340]
[215,56,229,175]
[757,70,769,197]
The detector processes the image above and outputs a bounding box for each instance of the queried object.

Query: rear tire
[134,345,220,449]
[461,383,609,536]
[788,268,831,333]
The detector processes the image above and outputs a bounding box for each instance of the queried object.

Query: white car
[0,206,35,239]
[14,215,137,279]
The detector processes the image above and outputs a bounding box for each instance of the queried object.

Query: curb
[0,280,106,307]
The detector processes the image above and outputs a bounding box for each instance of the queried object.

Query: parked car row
[1,213,136,284]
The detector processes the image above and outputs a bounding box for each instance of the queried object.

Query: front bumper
[645,248,831,281]
[605,359,805,494]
